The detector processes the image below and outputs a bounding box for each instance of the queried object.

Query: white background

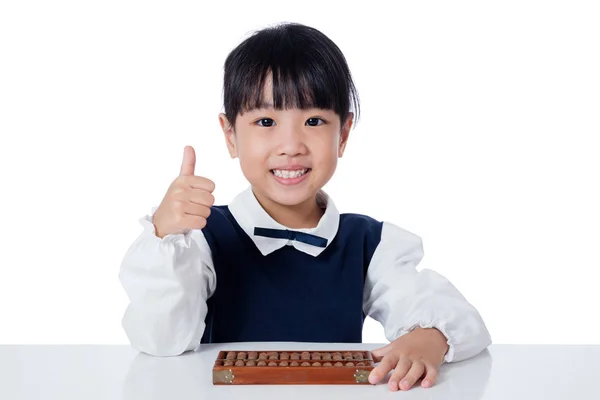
[0,1,598,346]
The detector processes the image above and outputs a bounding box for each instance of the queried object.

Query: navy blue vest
[200,206,383,344]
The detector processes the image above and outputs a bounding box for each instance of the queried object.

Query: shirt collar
[228,186,340,257]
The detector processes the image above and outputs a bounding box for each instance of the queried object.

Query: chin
[267,188,316,207]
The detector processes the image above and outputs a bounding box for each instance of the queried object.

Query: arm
[118,212,215,357]
[363,221,491,363]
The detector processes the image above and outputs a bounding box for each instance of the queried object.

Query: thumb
[179,145,196,176]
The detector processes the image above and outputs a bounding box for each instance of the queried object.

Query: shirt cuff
[394,321,456,364]
[139,213,193,248]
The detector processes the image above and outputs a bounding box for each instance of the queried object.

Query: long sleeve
[362,221,491,363]
[118,211,216,357]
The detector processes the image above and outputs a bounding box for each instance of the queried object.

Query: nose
[275,125,308,157]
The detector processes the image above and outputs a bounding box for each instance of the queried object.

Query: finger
[387,358,412,392]
[187,176,216,192]
[399,361,425,391]
[370,344,391,362]
[180,214,208,230]
[189,191,215,208]
[180,146,196,176]
[421,363,439,388]
[368,353,398,384]
[182,202,211,218]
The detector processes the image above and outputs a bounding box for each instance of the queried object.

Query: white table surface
[1,342,598,399]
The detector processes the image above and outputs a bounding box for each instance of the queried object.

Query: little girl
[119,22,491,392]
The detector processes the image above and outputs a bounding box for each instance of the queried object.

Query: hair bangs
[240,64,338,113]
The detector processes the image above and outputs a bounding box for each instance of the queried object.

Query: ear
[219,113,238,158]
[338,112,353,157]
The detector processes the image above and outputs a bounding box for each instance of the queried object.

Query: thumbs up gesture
[152,146,216,238]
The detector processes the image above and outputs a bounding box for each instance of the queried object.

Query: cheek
[315,133,341,160]
[236,137,270,175]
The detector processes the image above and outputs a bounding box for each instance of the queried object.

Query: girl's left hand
[368,327,449,391]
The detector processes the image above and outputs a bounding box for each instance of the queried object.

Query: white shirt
[119,187,492,361]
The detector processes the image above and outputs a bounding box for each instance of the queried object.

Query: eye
[306,118,324,127]
[256,118,275,127]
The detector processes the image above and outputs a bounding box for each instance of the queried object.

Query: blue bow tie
[253,227,328,248]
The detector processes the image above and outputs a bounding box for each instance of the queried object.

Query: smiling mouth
[270,168,311,179]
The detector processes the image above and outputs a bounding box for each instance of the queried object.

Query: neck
[252,188,324,229]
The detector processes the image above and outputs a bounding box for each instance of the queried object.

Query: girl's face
[219,80,352,210]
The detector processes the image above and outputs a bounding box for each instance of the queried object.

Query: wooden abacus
[213,350,375,385]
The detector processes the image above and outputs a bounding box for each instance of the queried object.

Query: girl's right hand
[152,146,215,238]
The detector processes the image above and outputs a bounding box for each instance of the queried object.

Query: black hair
[222,22,360,130]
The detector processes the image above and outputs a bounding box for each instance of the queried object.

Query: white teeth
[272,169,308,179]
